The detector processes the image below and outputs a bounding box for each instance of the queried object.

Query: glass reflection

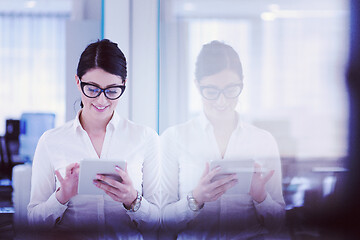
[161,41,285,239]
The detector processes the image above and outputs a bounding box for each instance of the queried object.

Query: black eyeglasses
[79,79,126,100]
[199,83,243,100]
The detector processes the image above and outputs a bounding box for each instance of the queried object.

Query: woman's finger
[73,163,80,175]
[213,179,238,196]
[55,170,64,183]
[104,190,122,202]
[253,162,262,174]
[201,162,210,178]
[96,174,122,188]
[210,190,225,202]
[262,170,275,183]
[96,174,130,194]
[115,166,131,184]
[93,179,120,196]
[65,163,78,176]
[210,174,237,189]
[204,165,221,182]
[71,164,80,181]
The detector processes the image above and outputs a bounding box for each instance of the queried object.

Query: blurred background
[0,0,351,239]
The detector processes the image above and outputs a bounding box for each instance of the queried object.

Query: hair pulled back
[77,39,127,82]
[195,40,243,82]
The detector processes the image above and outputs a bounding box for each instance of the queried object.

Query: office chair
[0,136,5,178]
[3,119,21,179]
[0,121,18,220]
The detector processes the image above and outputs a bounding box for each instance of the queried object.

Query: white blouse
[28,110,161,239]
[161,112,285,239]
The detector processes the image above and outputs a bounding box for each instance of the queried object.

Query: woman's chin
[206,108,235,118]
[86,106,113,119]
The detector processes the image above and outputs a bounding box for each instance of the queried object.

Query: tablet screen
[78,159,126,195]
[210,159,254,195]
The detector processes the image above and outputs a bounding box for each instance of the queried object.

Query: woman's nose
[216,92,227,105]
[96,91,109,104]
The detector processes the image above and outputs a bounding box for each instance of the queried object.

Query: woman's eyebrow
[87,81,122,88]
[200,84,218,88]
[106,83,123,87]
[86,81,100,86]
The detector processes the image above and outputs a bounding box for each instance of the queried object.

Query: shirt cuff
[253,192,273,213]
[47,192,69,223]
[125,197,159,224]
[160,196,202,232]
[179,196,202,219]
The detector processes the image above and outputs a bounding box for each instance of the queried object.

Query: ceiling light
[261,12,276,21]
[26,1,36,8]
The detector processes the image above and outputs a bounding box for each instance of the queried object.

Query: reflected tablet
[210,159,254,195]
[78,159,126,195]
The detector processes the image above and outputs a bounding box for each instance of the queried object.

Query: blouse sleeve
[27,132,68,228]
[126,130,161,232]
[160,130,200,233]
[253,132,286,232]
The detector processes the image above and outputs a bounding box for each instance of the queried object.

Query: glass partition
[159,0,349,238]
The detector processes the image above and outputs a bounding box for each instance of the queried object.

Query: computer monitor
[19,113,55,162]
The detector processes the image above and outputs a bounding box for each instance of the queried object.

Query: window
[0,0,71,134]
[160,0,349,159]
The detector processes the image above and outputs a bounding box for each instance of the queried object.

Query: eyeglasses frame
[79,78,126,100]
[199,83,243,100]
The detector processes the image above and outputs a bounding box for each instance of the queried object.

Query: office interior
[0,0,355,239]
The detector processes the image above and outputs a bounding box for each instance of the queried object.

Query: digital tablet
[78,159,126,195]
[210,159,255,195]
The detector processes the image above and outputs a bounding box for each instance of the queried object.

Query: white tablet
[78,159,126,195]
[210,159,255,195]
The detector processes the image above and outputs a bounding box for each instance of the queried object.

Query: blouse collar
[72,109,121,133]
[197,110,243,132]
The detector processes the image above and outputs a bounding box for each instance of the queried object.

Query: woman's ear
[75,75,81,91]
[123,78,127,85]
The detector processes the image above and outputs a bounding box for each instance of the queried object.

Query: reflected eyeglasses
[79,79,126,100]
[199,83,243,100]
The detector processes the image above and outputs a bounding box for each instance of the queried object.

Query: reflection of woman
[161,41,285,239]
[28,39,160,239]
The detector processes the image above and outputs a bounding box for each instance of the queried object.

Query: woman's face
[76,68,125,122]
[197,69,242,119]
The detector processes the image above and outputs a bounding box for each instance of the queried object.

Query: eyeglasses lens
[202,85,242,100]
[82,84,124,100]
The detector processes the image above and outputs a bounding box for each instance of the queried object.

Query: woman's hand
[192,162,238,206]
[93,164,137,208]
[55,163,80,205]
[250,162,275,203]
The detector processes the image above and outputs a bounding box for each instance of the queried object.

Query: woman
[161,41,285,239]
[28,39,160,239]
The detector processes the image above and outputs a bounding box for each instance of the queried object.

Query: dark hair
[77,39,127,108]
[77,38,127,80]
[195,40,243,82]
